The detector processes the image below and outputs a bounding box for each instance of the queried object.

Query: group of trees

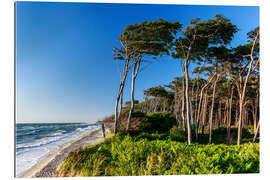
[112,15,260,145]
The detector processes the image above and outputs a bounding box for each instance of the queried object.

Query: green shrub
[57,133,259,177]
[140,112,177,133]
[169,126,187,142]
[135,132,168,141]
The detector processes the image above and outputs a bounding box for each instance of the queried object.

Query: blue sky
[16,2,259,123]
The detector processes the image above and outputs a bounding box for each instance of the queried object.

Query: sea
[15,123,99,177]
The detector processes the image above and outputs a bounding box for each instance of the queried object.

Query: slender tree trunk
[252,103,256,132]
[223,100,228,127]
[254,90,259,134]
[181,77,186,131]
[244,105,247,128]
[189,96,194,128]
[237,97,243,145]
[209,78,217,144]
[253,120,260,142]
[237,31,259,145]
[235,103,239,127]
[195,73,216,140]
[218,100,222,128]
[181,38,195,144]
[193,79,198,139]
[114,60,130,134]
[118,88,124,119]
[227,86,234,144]
[184,58,192,144]
[127,67,136,131]
[256,91,259,125]
[174,89,180,127]
[201,91,208,135]
[127,60,141,131]
[194,84,199,126]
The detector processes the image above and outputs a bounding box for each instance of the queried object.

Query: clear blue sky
[16,2,259,123]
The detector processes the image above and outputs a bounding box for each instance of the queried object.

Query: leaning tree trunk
[114,60,130,134]
[118,90,124,119]
[237,31,259,145]
[127,60,141,131]
[209,78,217,144]
[127,68,136,130]
[195,73,216,140]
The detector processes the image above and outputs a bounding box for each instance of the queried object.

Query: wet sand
[20,127,105,178]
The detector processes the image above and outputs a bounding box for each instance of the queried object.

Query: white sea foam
[16,124,98,177]
[16,125,36,131]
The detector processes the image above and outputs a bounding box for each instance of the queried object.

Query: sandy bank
[20,127,105,178]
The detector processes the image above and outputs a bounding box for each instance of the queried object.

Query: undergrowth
[57,130,259,176]
[56,112,259,177]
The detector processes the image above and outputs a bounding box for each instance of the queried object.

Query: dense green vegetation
[113,15,259,145]
[57,132,259,176]
[57,14,260,177]
[57,112,259,177]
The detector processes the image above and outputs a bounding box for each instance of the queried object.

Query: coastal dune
[20,127,105,178]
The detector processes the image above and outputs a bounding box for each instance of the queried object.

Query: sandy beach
[20,127,105,178]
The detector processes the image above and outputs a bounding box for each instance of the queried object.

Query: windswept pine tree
[142,86,174,113]
[113,19,182,133]
[225,27,260,145]
[112,16,259,146]
[172,15,238,144]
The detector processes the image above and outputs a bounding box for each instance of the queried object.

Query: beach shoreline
[20,127,104,178]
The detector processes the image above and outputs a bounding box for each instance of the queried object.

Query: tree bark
[237,98,244,145]
[237,31,259,145]
[184,58,192,144]
[127,60,141,131]
[174,89,180,127]
[218,100,222,128]
[254,90,259,134]
[227,86,234,144]
[189,96,194,128]
[209,77,218,144]
[195,73,216,140]
[223,100,228,127]
[118,90,124,119]
[181,77,186,131]
[114,60,130,134]
[201,91,208,135]
[253,120,260,143]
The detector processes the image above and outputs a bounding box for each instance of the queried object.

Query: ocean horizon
[15,122,99,177]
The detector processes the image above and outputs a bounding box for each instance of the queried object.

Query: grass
[56,127,259,176]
